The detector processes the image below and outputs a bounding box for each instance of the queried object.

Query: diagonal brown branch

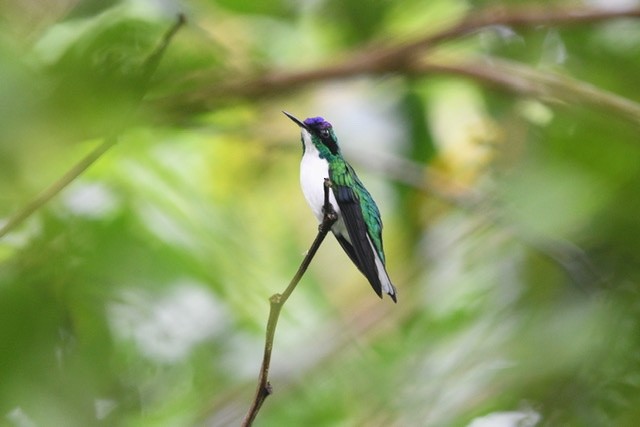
[242,179,338,427]
[154,6,640,119]
[390,6,640,60]
[0,14,186,240]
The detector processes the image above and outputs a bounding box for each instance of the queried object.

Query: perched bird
[284,112,397,302]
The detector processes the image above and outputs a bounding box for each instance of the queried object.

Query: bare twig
[242,179,338,427]
[0,14,186,240]
[154,6,640,121]
[141,13,187,87]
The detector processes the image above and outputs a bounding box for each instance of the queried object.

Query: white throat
[299,129,342,225]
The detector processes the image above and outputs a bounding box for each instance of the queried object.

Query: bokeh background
[1,0,640,425]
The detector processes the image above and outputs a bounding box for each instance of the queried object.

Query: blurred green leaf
[213,0,296,19]
[45,17,165,136]
[325,0,393,44]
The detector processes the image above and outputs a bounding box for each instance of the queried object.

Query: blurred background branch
[154,5,640,124]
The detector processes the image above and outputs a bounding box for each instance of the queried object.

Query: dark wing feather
[332,184,384,298]
[334,234,364,275]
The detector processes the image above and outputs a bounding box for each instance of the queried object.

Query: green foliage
[325,0,393,45]
[1,0,640,426]
[212,0,296,19]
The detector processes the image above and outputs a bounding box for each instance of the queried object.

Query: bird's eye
[320,129,330,138]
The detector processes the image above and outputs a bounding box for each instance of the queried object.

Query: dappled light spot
[62,181,120,219]
[108,281,227,363]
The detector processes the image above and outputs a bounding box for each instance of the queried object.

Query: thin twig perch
[242,178,338,426]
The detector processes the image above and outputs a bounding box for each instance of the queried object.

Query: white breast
[299,130,346,235]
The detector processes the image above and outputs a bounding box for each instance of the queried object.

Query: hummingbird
[284,112,397,302]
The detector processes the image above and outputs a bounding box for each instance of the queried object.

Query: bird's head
[283,111,340,155]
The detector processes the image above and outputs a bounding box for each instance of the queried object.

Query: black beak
[282,111,308,130]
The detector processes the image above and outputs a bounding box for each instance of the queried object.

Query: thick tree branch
[154,6,640,122]
[0,14,186,240]
[242,179,338,426]
[391,6,640,59]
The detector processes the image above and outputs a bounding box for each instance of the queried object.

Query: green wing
[329,159,386,298]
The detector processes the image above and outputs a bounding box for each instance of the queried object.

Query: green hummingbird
[284,112,397,302]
